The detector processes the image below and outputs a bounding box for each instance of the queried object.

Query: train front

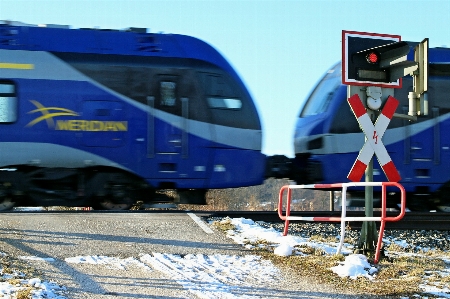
[292,63,362,185]
[175,35,266,190]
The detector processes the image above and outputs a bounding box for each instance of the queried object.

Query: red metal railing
[278,182,406,263]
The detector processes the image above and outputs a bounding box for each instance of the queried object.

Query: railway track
[205,210,450,231]
[3,209,449,231]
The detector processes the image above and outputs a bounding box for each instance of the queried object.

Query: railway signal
[342,30,429,256]
[410,38,429,116]
[342,30,418,88]
[351,41,418,85]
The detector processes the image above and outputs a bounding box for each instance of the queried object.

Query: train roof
[405,43,450,76]
[405,42,450,63]
[0,20,235,73]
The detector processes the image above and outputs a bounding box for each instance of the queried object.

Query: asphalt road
[0,212,372,298]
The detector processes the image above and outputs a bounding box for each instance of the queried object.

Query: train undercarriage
[266,155,450,212]
[0,166,207,211]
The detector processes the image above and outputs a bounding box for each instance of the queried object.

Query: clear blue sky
[1,0,449,157]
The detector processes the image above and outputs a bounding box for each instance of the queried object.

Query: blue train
[0,21,265,210]
[289,45,450,211]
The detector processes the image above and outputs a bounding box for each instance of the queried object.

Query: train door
[150,77,187,155]
[146,72,211,181]
[407,123,435,163]
[406,86,438,164]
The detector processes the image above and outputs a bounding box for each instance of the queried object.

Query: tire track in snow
[140,253,279,299]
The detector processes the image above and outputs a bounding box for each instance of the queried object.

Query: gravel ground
[0,212,385,299]
[257,221,450,252]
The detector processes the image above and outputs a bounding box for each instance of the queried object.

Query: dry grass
[211,217,236,231]
[0,254,43,298]
[212,219,450,298]
[268,247,440,297]
[16,287,33,299]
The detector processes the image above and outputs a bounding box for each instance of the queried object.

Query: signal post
[342,30,428,253]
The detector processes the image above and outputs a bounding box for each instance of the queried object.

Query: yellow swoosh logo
[26,100,79,128]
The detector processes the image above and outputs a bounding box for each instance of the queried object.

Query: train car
[0,21,265,210]
[291,45,450,211]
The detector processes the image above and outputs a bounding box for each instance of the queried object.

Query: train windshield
[300,63,341,117]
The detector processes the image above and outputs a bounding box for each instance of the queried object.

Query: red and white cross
[347,94,401,182]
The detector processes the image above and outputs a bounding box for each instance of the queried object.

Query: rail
[278,182,406,263]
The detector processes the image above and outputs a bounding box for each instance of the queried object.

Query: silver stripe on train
[0,49,262,151]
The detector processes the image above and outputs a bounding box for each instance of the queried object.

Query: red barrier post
[278,182,406,264]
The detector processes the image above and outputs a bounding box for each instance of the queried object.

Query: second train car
[290,45,450,211]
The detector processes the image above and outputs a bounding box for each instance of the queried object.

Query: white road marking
[187,212,214,234]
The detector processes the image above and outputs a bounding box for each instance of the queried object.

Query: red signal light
[366,52,379,64]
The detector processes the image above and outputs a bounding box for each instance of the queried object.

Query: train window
[0,82,17,123]
[207,97,242,110]
[160,81,177,107]
[202,73,239,98]
[300,64,341,117]
[429,79,450,115]
[0,83,14,94]
[330,93,360,134]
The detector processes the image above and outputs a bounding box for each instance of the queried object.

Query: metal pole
[329,191,334,211]
[358,111,378,253]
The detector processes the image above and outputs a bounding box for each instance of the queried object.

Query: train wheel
[93,200,133,210]
[436,205,450,212]
[407,194,432,212]
[0,184,16,211]
[87,171,142,210]
[92,183,135,210]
